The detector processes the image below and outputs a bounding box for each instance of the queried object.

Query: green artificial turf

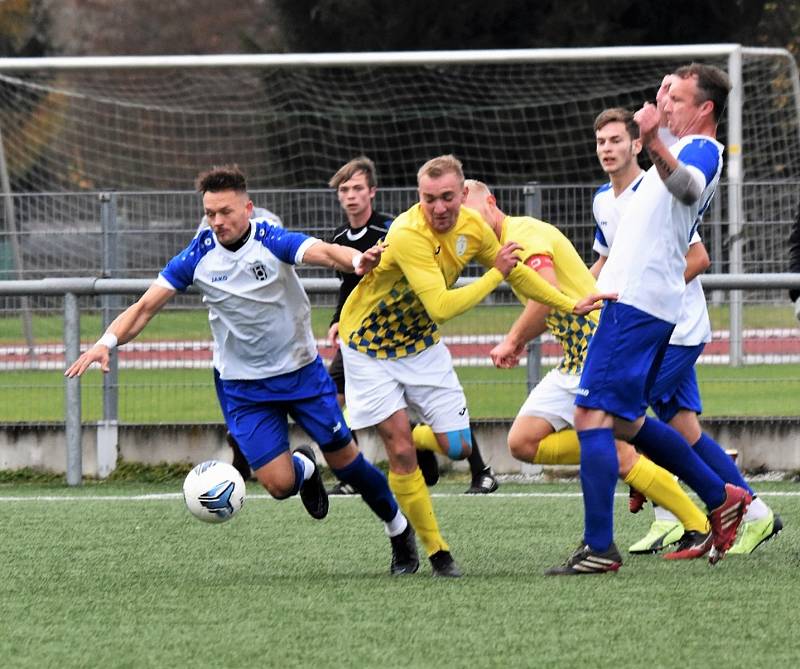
[1,479,796,668]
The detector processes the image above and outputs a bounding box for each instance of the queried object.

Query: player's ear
[488,194,497,207]
[632,138,642,157]
[699,99,715,120]
[245,199,254,216]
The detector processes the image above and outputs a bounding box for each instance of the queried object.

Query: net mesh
[0,51,798,192]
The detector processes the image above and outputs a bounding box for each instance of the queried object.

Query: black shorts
[328,347,346,394]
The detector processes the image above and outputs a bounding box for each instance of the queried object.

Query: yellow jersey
[502,216,598,374]
[339,203,577,359]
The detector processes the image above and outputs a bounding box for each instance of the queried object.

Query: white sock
[384,510,408,537]
[654,505,680,524]
[743,496,770,522]
[293,452,315,481]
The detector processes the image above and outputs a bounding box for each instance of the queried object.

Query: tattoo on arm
[647,146,674,177]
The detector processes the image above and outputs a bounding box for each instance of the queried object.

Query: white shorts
[340,341,469,432]
[517,367,580,431]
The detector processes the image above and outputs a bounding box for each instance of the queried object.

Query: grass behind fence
[2,364,799,422]
[1,302,799,344]
[1,480,797,668]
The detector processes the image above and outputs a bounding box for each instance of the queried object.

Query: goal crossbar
[0,43,760,70]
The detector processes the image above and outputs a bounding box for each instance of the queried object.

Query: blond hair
[417,154,464,185]
[464,178,490,197]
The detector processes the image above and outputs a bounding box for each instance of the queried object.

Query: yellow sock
[624,457,709,533]
[533,429,581,465]
[411,424,441,453]
[388,468,449,556]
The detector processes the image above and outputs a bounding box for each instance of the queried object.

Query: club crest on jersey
[456,235,467,256]
[250,261,269,281]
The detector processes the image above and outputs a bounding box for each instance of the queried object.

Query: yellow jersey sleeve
[505,262,577,314]
[391,223,504,323]
[470,215,576,313]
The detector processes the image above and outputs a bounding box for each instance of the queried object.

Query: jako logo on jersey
[434,245,441,255]
[250,262,269,281]
[211,274,228,283]
[332,421,342,433]
[458,407,467,416]
[456,235,467,256]
[576,388,589,396]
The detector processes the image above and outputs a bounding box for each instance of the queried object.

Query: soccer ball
[183,460,246,524]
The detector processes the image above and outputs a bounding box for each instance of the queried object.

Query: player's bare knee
[508,436,539,462]
[255,469,295,499]
[264,479,295,499]
[508,426,539,462]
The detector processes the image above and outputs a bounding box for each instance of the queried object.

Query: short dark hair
[673,63,732,123]
[594,108,639,139]
[329,156,377,189]
[195,165,247,193]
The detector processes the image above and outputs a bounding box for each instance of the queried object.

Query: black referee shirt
[329,209,393,326]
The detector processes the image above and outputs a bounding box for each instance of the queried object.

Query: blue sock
[630,417,725,509]
[578,428,618,552]
[331,452,398,523]
[693,433,753,495]
[288,453,306,497]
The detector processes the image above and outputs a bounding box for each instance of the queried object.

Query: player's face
[336,171,376,223]
[595,121,637,176]
[203,190,253,245]
[663,74,705,137]
[418,171,465,233]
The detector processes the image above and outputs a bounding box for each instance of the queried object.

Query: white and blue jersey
[592,171,644,257]
[593,173,711,347]
[156,220,319,380]
[596,135,724,324]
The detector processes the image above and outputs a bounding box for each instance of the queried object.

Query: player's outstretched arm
[302,240,384,275]
[491,300,550,369]
[491,262,557,368]
[64,283,175,377]
[572,291,617,316]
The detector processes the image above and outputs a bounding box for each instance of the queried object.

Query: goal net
[0,47,798,193]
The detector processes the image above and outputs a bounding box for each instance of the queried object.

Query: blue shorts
[221,357,352,470]
[575,302,675,421]
[213,368,234,426]
[648,343,704,423]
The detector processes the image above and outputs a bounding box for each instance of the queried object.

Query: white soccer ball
[183,460,246,524]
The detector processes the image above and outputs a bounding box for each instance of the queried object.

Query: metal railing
[1,274,799,485]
